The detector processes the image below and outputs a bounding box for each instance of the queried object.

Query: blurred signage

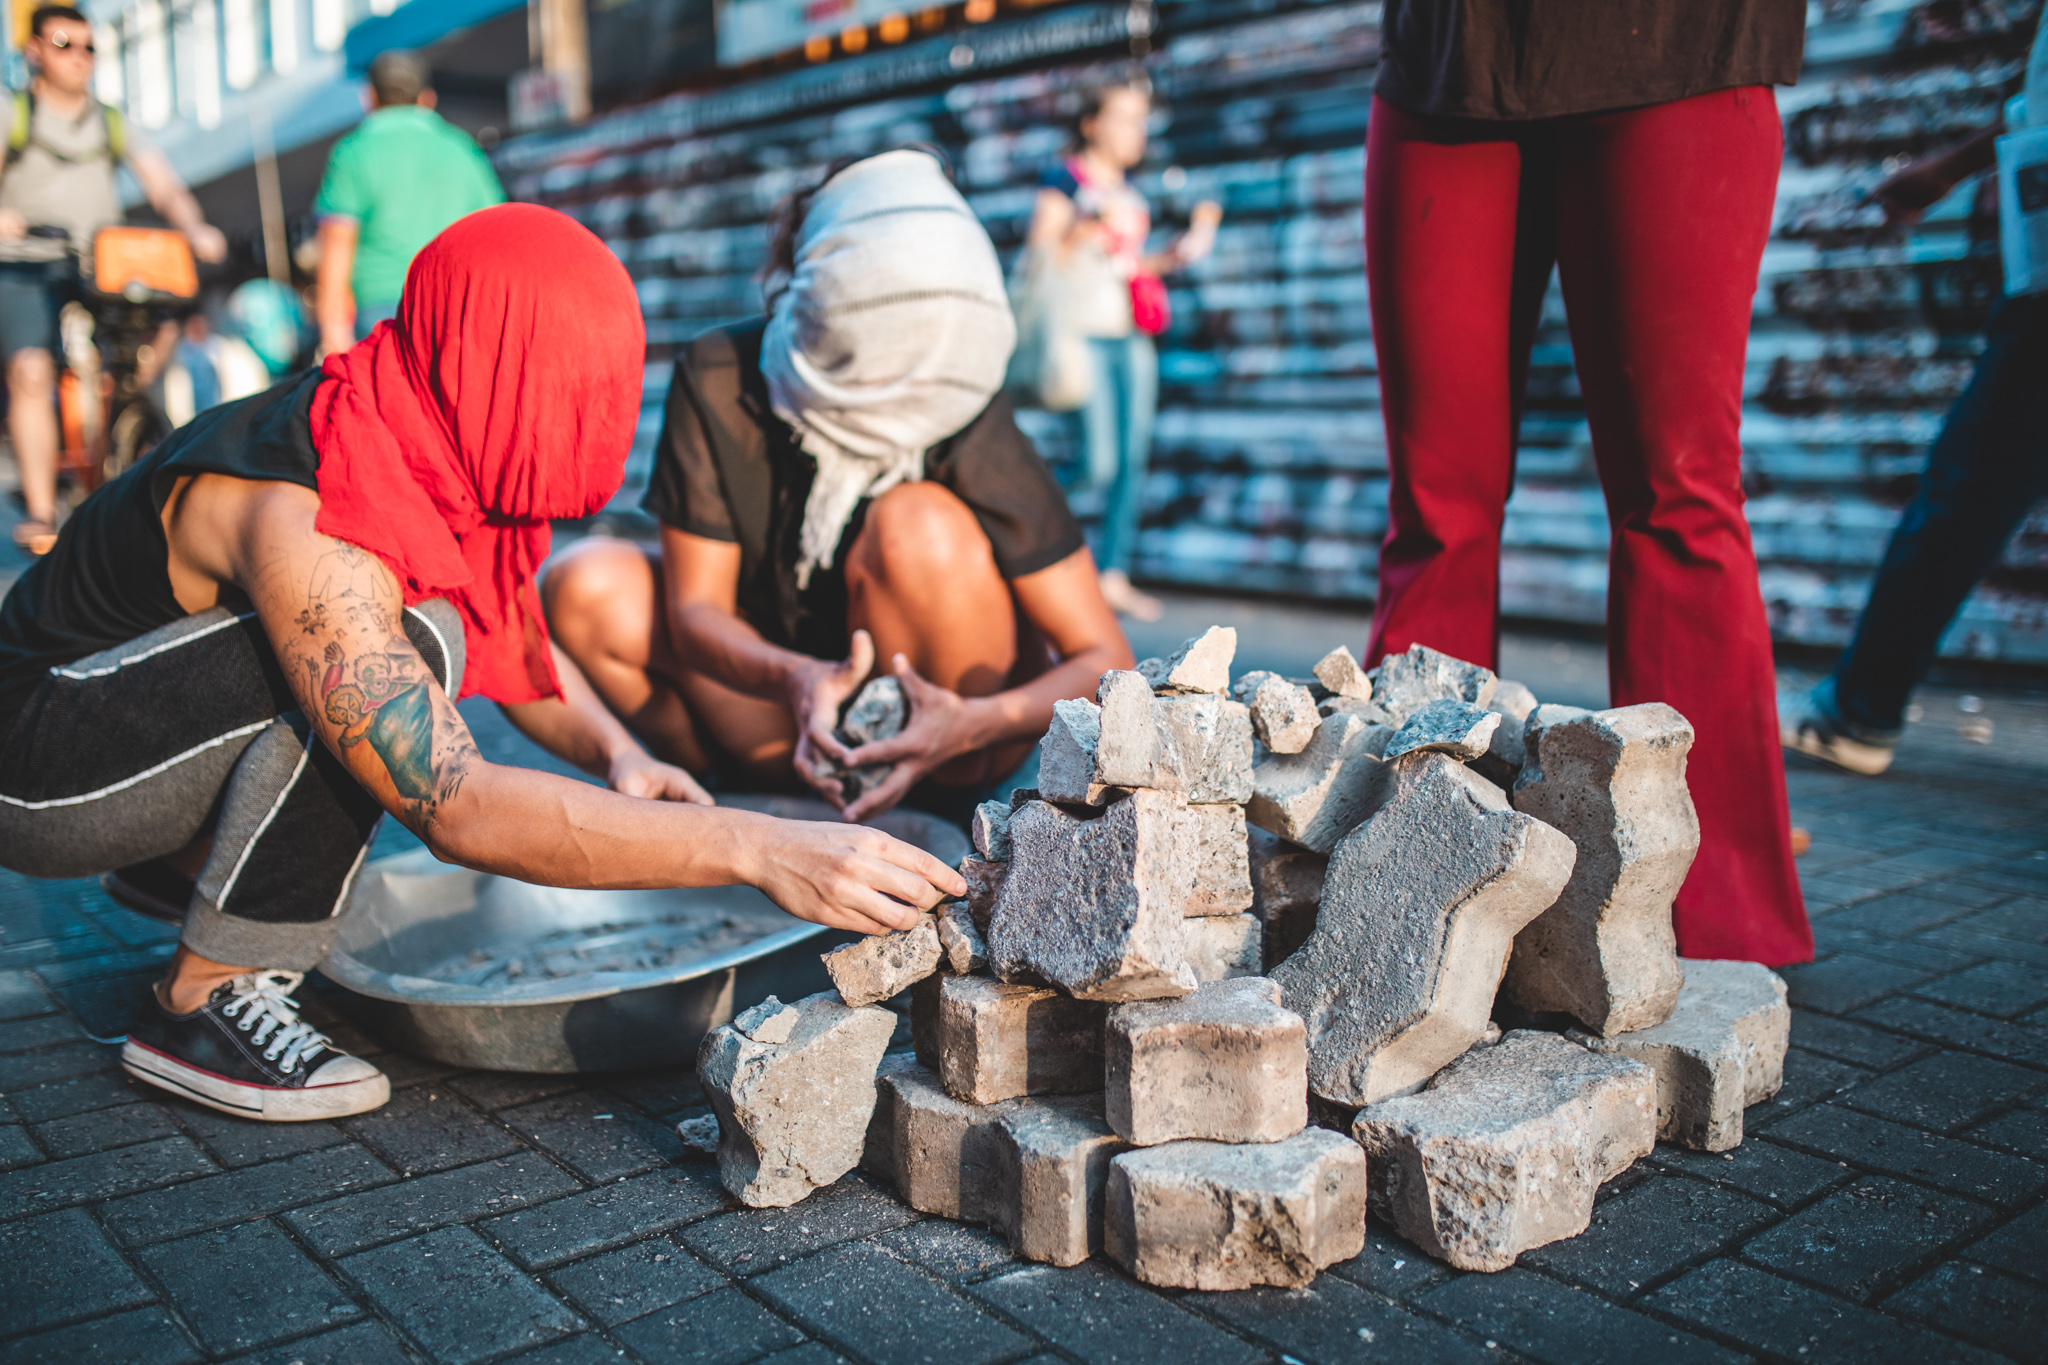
[717,0,923,65]
[510,66,591,130]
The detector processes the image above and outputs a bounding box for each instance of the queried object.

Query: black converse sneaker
[123,971,390,1121]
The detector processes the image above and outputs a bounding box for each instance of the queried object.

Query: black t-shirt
[642,319,1085,660]
[0,369,325,730]
[1375,0,1806,122]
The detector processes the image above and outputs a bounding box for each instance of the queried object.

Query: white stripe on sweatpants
[214,728,314,911]
[0,719,275,811]
[51,611,257,680]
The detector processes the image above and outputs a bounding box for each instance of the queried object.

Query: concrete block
[1368,644,1498,725]
[936,974,1107,1104]
[1185,803,1253,917]
[959,857,1007,935]
[909,974,942,1070]
[878,1062,1016,1221]
[1249,828,1326,970]
[1351,1030,1656,1271]
[938,902,988,974]
[697,990,898,1207]
[1311,646,1373,701]
[1575,958,1789,1151]
[1246,711,1393,854]
[822,914,943,1007]
[1271,753,1576,1106]
[733,996,801,1045]
[1184,913,1262,982]
[860,1051,924,1177]
[1146,626,1236,695]
[987,794,1199,1002]
[1471,680,1539,788]
[1502,703,1698,1036]
[1104,1128,1368,1289]
[1529,702,1589,729]
[1383,698,1501,762]
[972,799,1012,861]
[989,1093,1127,1266]
[1105,977,1308,1145]
[1236,672,1320,754]
[1491,680,1538,723]
[1036,698,1123,806]
[1092,668,1159,789]
[1155,694,1255,804]
[1040,680,1251,804]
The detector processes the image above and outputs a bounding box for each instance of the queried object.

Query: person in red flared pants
[1363,3,1814,965]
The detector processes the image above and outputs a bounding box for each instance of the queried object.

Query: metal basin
[319,795,968,1073]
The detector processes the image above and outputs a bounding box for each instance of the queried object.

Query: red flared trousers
[1362,87,1812,966]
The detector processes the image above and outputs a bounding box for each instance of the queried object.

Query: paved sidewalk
[1,597,2045,1365]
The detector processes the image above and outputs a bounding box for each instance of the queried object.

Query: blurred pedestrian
[313,49,503,357]
[0,3,226,555]
[1023,78,1220,622]
[1361,2,1812,965]
[1782,18,2048,776]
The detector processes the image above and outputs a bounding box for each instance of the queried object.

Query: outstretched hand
[789,629,876,808]
[740,816,966,935]
[607,749,715,805]
[836,653,981,823]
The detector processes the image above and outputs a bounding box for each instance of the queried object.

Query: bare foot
[1099,568,1163,622]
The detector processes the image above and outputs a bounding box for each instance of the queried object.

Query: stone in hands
[821,914,943,1007]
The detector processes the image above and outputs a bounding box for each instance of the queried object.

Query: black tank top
[0,369,325,729]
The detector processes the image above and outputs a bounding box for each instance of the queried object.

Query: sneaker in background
[1779,679,1898,777]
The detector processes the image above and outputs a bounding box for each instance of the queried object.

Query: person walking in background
[313,49,503,357]
[0,4,226,555]
[1781,17,2048,777]
[1361,2,1813,966]
[1024,79,1220,622]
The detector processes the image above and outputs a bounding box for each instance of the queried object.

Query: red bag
[1129,272,1171,336]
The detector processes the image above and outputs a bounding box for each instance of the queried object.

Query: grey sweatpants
[0,600,464,969]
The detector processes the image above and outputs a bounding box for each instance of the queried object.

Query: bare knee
[8,348,53,394]
[850,483,995,589]
[542,538,657,664]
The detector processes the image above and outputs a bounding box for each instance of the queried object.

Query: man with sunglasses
[0,4,225,556]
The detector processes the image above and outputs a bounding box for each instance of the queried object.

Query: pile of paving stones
[692,629,1792,1290]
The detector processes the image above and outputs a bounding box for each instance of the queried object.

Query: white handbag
[1007,247,1094,412]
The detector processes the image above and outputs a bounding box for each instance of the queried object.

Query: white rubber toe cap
[306,1054,384,1087]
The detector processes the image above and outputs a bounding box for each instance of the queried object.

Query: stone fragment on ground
[876,1062,1018,1221]
[1104,1128,1368,1289]
[972,798,1012,861]
[1501,703,1698,1036]
[1183,912,1261,982]
[1246,710,1392,854]
[1271,752,1576,1106]
[1105,977,1308,1145]
[936,973,1107,1104]
[1248,828,1326,970]
[675,1113,719,1158]
[822,913,943,1007]
[937,902,988,974]
[989,1092,1128,1266]
[1351,1030,1656,1272]
[959,856,1007,933]
[1235,671,1320,754]
[1185,802,1253,917]
[1142,625,1236,694]
[1368,643,1499,724]
[988,793,1199,1002]
[1575,957,1789,1151]
[698,990,898,1207]
[1382,698,1501,762]
[1311,646,1373,701]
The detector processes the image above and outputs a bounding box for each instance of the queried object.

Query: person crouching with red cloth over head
[1360,2,1814,965]
[0,204,964,1122]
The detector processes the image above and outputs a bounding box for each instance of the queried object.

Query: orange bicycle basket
[91,227,198,302]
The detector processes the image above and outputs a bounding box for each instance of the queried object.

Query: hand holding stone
[790,630,876,809]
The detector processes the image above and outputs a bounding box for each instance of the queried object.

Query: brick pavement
[1,637,2044,1364]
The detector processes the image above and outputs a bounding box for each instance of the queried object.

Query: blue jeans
[1077,333,1158,575]
[1829,292,2048,734]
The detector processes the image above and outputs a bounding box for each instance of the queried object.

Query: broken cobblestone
[1236,672,1320,754]
[1368,644,1498,724]
[1383,699,1501,762]
[1246,711,1393,854]
[822,915,943,1007]
[989,1093,1127,1266]
[1105,977,1307,1145]
[877,1063,1016,1222]
[1311,646,1373,702]
[1185,803,1253,917]
[1146,626,1236,695]
[1249,829,1326,970]
[937,903,988,974]
[935,974,1107,1105]
[1183,913,1262,982]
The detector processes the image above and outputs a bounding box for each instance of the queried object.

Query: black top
[643,319,1085,661]
[0,369,325,729]
[1375,0,1806,122]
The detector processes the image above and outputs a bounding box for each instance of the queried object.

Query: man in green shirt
[313,50,504,355]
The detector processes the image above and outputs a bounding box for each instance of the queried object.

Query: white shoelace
[219,971,332,1075]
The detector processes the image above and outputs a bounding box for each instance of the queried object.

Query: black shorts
[0,258,71,359]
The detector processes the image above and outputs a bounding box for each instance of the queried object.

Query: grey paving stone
[1650,1135,1855,1210]
[971,1260,1267,1365]
[756,1345,856,1365]
[1836,1052,2048,1134]
[1914,960,2048,1019]
[604,1069,707,1119]
[611,1284,808,1365]
[0,1012,84,1053]
[1323,1222,1455,1299]
[0,1121,41,1170]
[1966,1101,2048,1162]
[168,1102,350,1168]
[341,1224,583,1365]
[1414,1267,1745,1365]
[878,1217,1020,1283]
[544,1237,724,1326]
[1819,890,1991,938]
[216,1318,414,1365]
[443,1071,587,1112]
[31,967,164,1038]
[137,1219,360,1355]
[1887,1259,2048,1360]
[1790,1011,1936,1070]
[1647,1257,2004,1365]
[1855,996,2048,1066]
[501,1090,684,1183]
[679,1172,919,1274]
[1923,923,2048,968]
[3,1068,145,1122]
[1808,923,1984,976]
[0,1133,215,1219]
[31,1101,178,1158]
[1194,1271,1498,1363]
[498,1334,626,1365]
[0,1206,152,1335]
[753,1240,1033,1365]
[1964,1203,2048,1285]
[1949,898,2048,944]
[0,1305,201,1365]
[1742,1175,1998,1301]
[103,1142,391,1247]
[1520,1171,1778,1295]
[1746,1047,1874,1129]
[0,967,55,1019]
[1765,1102,2047,1206]
[0,1039,118,1089]
[285,1150,575,1256]
[341,1085,521,1174]
[1781,953,1937,1014]
[482,1166,728,1269]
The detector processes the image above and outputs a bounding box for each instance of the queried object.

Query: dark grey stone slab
[1790,1012,1935,1070]
[1746,1047,1874,1129]
[878,1218,1019,1283]
[137,1219,360,1355]
[1741,1175,1997,1301]
[1521,1172,1777,1295]
[1414,1267,1745,1365]
[0,967,55,1019]
[604,1069,707,1119]
[0,1012,84,1053]
[1965,1101,2048,1162]
[169,1102,350,1169]
[31,1101,178,1158]
[1913,960,2048,1019]
[0,1305,201,1365]
[285,1150,577,1256]
[503,1334,634,1365]
[1765,1103,2048,1206]
[500,1090,684,1183]
[1647,1257,2003,1365]
[1323,1222,1455,1299]
[754,1240,1033,1365]
[341,1224,583,1365]
[1650,1135,1854,1210]
[3,1068,146,1123]
[611,1284,808,1365]
[102,1142,390,1246]
[1964,1203,2048,1285]
[1886,1259,2048,1360]
[340,1085,521,1174]
[0,1121,41,1171]
[481,1166,728,1269]
[0,1040,119,1090]
[0,1206,152,1336]
[1781,954,1937,1014]
[1854,996,2048,1067]
[215,1318,414,1365]
[1819,891,1991,938]
[0,1133,215,1219]
[679,1173,919,1274]
[544,1236,724,1327]
[1948,898,2048,944]
[1194,1271,1498,1364]
[1835,1052,2048,1134]
[441,1071,586,1113]
[971,1260,1265,1365]
[756,1345,857,1365]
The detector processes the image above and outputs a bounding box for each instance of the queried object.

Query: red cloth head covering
[308,203,644,704]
